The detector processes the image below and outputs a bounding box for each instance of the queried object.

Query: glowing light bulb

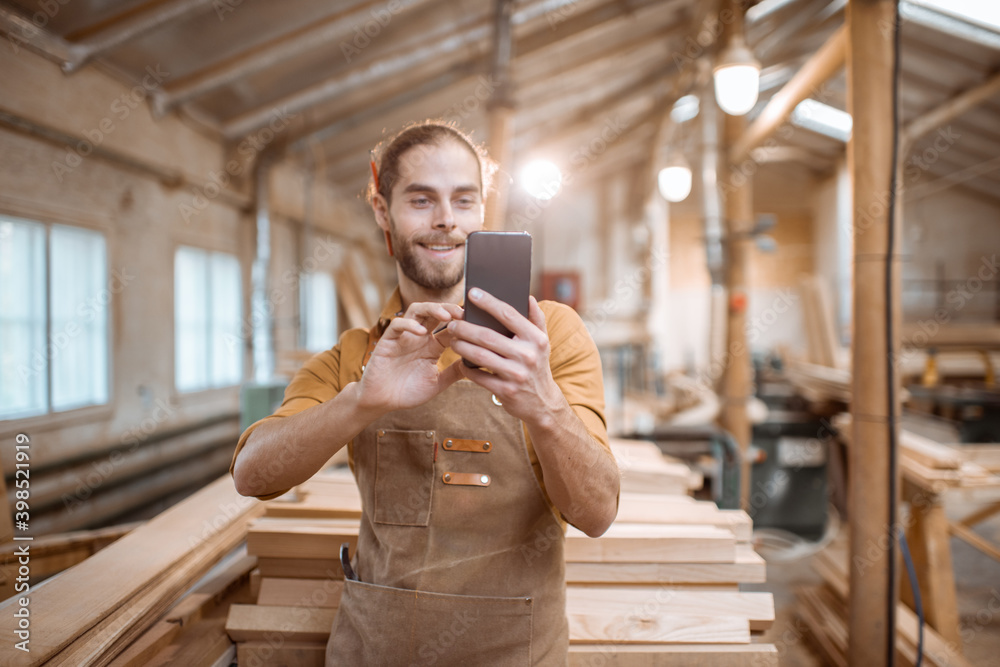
[520,160,562,200]
[657,156,692,203]
[714,38,760,116]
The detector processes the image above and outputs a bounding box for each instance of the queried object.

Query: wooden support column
[846,0,902,665]
[485,0,515,231]
[718,0,754,511]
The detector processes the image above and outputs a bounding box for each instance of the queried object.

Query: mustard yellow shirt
[230,288,610,514]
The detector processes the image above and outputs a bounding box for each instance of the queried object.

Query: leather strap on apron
[327,324,568,666]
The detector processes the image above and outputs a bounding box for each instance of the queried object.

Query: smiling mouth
[418,242,463,252]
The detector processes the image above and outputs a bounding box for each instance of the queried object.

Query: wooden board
[569,613,749,645]
[565,545,766,585]
[0,476,261,666]
[256,578,343,608]
[566,587,774,633]
[144,616,232,667]
[616,494,752,542]
[796,585,848,667]
[257,557,343,580]
[237,640,326,667]
[954,444,1000,472]
[246,518,360,560]
[109,552,256,667]
[568,643,778,666]
[49,519,252,666]
[225,604,337,643]
[564,524,735,564]
[811,544,973,667]
[264,497,362,520]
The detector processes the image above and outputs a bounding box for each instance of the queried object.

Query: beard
[388,218,466,291]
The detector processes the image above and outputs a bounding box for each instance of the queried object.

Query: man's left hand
[446,288,563,425]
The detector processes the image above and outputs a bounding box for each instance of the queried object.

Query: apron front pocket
[328,578,533,667]
[374,429,436,526]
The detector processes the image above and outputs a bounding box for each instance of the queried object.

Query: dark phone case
[463,231,532,367]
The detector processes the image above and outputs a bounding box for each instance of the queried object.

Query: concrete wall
[0,47,374,476]
[899,188,1000,325]
[811,160,1000,349]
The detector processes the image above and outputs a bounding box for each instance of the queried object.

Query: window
[0,216,109,419]
[174,246,243,392]
[300,271,338,352]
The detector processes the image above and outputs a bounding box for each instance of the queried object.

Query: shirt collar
[376,286,405,331]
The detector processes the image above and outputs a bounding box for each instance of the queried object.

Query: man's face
[375,139,484,293]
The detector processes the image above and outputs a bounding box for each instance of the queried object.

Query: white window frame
[299,270,339,352]
[174,246,244,394]
[0,215,110,420]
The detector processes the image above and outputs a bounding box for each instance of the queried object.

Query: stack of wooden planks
[226,440,778,666]
[798,535,973,667]
[0,522,139,600]
[785,360,853,404]
[612,437,704,495]
[0,476,262,666]
[834,414,1000,494]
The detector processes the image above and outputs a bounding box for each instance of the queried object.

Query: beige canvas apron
[325,328,568,666]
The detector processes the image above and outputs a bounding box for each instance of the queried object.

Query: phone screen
[462,231,532,365]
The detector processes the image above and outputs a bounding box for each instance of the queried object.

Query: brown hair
[366,121,497,205]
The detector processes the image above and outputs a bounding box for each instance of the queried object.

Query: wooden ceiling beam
[65,0,218,73]
[902,70,1000,150]
[284,61,483,154]
[222,0,673,140]
[729,24,846,165]
[753,0,843,62]
[518,61,679,152]
[221,17,492,139]
[0,4,72,64]
[514,0,682,59]
[153,0,442,116]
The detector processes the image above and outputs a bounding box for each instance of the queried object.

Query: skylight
[791,99,853,142]
[671,95,700,124]
[911,0,1000,32]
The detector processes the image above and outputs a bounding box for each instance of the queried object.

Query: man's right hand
[356,301,465,415]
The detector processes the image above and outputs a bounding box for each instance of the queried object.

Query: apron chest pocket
[374,429,436,526]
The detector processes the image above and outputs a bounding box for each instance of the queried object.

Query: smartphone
[462,231,532,367]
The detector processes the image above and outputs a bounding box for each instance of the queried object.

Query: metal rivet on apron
[426,431,433,438]
[377,430,385,437]
[480,475,489,484]
[443,473,452,482]
[483,442,491,451]
[492,394,502,406]
[444,440,453,448]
